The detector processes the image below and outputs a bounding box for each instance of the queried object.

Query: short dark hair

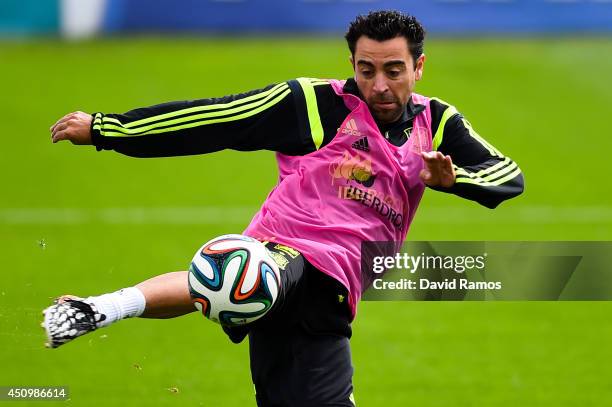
[345,10,426,66]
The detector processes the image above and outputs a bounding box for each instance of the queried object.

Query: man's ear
[349,55,357,80]
[415,54,426,81]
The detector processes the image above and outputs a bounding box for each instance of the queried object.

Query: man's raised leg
[42,271,195,348]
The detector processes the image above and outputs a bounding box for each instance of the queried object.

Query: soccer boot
[42,296,106,348]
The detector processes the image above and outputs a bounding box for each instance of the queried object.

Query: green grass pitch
[0,36,611,406]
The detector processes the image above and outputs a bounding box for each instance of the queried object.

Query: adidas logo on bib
[341,118,361,137]
[352,137,370,152]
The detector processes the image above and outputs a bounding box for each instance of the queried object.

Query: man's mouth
[374,101,396,110]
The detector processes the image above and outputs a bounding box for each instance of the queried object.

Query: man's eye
[361,70,373,77]
[388,71,400,78]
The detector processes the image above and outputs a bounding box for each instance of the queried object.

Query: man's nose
[372,74,389,94]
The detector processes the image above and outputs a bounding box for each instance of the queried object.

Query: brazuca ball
[188,234,281,326]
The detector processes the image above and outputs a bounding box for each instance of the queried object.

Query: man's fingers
[419,169,432,182]
[420,151,433,161]
[51,122,69,143]
[51,121,69,138]
[50,114,69,132]
[50,114,70,133]
[421,152,453,170]
[421,152,445,173]
[443,155,453,172]
[52,130,68,143]
[420,151,445,162]
[50,112,77,132]
[419,151,456,187]
[50,117,64,132]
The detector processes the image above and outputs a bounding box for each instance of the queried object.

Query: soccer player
[44,10,523,406]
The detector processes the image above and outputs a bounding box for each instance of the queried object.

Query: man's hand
[419,151,456,188]
[50,111,93,145]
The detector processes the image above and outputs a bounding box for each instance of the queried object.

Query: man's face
[351,36,425,124]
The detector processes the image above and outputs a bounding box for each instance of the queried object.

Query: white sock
[85,287,146,328]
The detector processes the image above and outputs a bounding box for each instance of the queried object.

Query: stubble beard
[370,102,403,125]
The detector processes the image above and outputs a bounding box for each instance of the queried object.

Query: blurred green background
[1,37,611,406]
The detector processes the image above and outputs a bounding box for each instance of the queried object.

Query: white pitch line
[0,207,258,225]
[0,206,611,225]
[416,206,612,223]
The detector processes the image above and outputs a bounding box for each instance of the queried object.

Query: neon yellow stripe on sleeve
[431,100,458,151]
[455,166,522,187]
[461,118,502,157]
[99,84,288,136]
[103,82,288,130]
[455,161,518,183]
[297,77,324,150]
[100,89,291,138]
[454,157,512,179]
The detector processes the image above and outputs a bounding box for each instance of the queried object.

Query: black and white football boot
[42,297,106,348]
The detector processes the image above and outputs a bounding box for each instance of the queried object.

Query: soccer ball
[188,234,281,326]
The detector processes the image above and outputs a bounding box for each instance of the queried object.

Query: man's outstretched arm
[421,98,524,209]
[50,80,325,157]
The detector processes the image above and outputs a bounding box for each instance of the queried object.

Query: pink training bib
[244,79,433,318]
